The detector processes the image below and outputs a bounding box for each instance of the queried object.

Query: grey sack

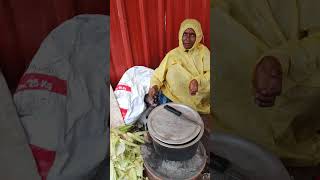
[14,14,109,180]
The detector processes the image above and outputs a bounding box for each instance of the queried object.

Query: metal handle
[164,105,202,127]
[164,105,182,116]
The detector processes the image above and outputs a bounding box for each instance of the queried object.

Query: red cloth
[30,144,56,180]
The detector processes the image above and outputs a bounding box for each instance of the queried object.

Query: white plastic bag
[110,85,124,128]
[114,66,154,125]
[13,15,109,180]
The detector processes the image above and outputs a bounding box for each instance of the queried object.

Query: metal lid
[147,103,204,145]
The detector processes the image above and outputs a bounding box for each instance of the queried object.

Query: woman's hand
[189,79,198,96]
[147,85,158,106]
[253,56,282,107]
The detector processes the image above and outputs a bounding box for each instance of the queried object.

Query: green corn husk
[110,125,148,180]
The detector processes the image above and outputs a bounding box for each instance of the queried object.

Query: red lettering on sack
[120,108,128,119]
[115,84,131,92]
[16,73,67,95]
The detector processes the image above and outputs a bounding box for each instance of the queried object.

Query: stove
[141,142,207,180]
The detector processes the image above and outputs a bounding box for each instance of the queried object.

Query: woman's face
[182,28,196,49]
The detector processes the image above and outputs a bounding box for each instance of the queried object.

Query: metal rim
[149,125,204,149]
[147,103,204,145]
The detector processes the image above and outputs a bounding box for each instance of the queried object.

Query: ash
[141,143,206,179]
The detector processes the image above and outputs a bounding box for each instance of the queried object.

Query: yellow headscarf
[178,19,203,51]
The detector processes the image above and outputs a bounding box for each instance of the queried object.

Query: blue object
[157,91,172,105]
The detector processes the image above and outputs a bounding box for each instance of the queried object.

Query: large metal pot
[151,133,201,161]
[147,103,204,161]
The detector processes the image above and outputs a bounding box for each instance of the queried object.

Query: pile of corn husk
[110,125,147,180]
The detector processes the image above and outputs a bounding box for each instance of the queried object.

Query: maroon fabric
[0,0,109,92]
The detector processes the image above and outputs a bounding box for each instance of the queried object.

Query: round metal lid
[147,103,204,145]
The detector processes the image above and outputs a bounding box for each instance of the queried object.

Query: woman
[148,19,210,115]
[212,0,320,166]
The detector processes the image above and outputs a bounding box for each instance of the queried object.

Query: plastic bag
[13,15,109,180]
[114,66,154,125]
[110,85,124,128]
